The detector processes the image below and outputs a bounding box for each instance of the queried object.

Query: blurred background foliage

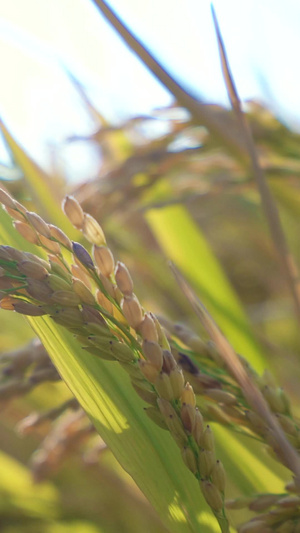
[1,4,300,532]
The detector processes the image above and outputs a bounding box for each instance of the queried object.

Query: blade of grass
[146,205,265,372]
[29,317,217,533]
[211,5,300,327]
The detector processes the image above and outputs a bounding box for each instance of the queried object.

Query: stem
[91,0,248,162]
[214,510,229,533]
[211,5,300,327]
[94,303,142,353]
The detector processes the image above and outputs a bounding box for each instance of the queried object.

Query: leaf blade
[146,205,265,372]
[29,316,219,533]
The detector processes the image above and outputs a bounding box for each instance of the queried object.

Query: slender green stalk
[91,0,247,162]
[211,5,300,328]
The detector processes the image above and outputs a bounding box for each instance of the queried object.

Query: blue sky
[0,0,300,179]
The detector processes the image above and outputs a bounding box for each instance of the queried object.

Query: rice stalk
[211,5,300,328]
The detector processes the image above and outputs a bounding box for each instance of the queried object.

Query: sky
[0,0,300,180]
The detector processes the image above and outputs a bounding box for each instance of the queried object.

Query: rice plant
[1,3,300,533]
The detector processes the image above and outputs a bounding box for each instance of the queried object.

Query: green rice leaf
[146,205,265,373]
[28,316,219,533]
